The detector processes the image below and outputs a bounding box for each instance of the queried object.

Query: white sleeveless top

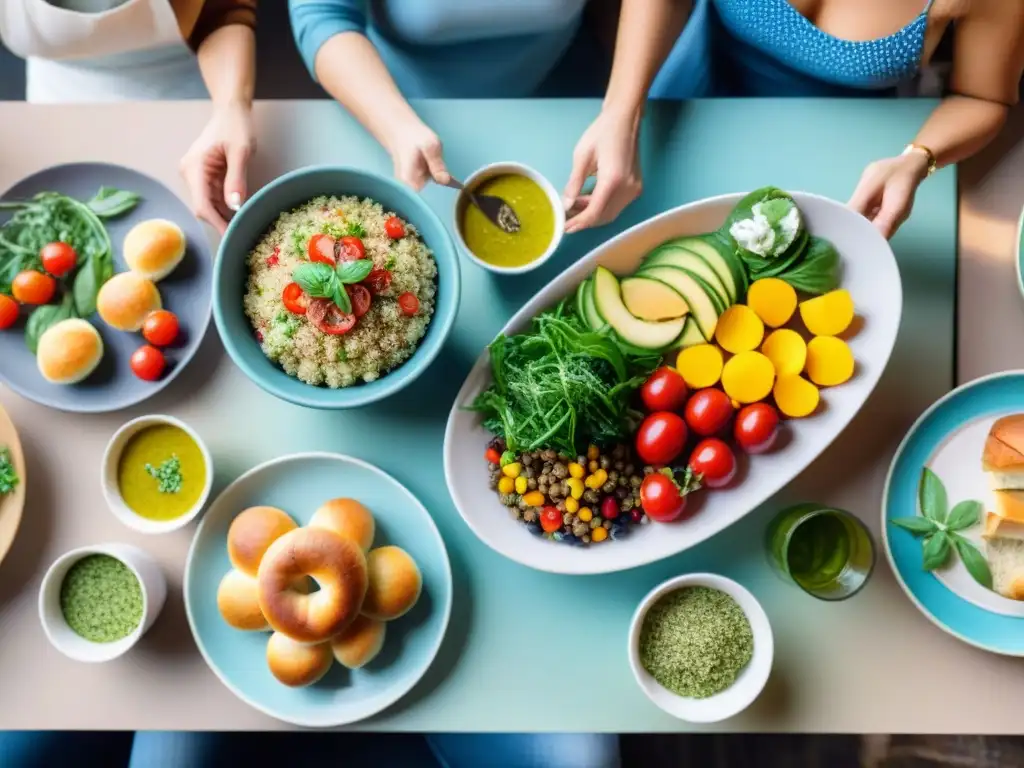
[0,0,206,103]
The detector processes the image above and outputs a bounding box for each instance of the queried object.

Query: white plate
[444,192,902,574]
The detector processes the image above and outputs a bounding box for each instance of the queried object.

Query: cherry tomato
[307,233,337,265]
[397,291,419,317]
[0,294,18,329]
[635,411,688,466]
[307,298,357,335]
[640,472,687,523]
[40,242,77,278]
[734,403,781,454]
[338,235,365,262]
[384,216,406,239]
[282,282,309,315]
[641,366,689,412]
[684,388,734,437]
[142,310,180,347]
[348,284,372,318]
[365,268,392,295]
[130,345,166,382]
[11,270,56,305]
[688,438,737,489]
[540,505,562,533]
[484,448,502,465]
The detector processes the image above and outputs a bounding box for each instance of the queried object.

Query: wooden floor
[621,736,1023,767]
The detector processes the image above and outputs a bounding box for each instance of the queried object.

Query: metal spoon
[443,176,521,234]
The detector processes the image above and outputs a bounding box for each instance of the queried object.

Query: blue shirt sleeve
[288,0,368,80]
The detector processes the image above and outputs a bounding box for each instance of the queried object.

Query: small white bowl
[452,161,566,275]
[102,414,214,534]
[39,542,167,663]
[628,573,774,723]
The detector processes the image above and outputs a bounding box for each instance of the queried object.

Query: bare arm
[196,24,256,108]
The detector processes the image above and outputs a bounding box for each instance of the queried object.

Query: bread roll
[983,415,1024,490]
[227,506,297,577]
[96,272,161,332]
[362,546,422,621]
[309,498,375,552]
[217,569,270,631]
[331,615,386,669]
[36,318,103,384]
[124,218,186,282]
[985,536,1024,600]
[257,527,368,643]
[266,632,333,688]
[984,492,1024,541]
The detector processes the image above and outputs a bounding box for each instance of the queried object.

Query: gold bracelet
[902,143,937,176]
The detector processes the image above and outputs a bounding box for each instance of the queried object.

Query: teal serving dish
[213,166,460,409]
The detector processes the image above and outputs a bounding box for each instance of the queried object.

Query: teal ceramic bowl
[213,166,460,409]
[185,452,453,727]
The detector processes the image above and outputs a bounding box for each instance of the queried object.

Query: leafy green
[890,517,938,535]
[952,533,993,588]
[24,293,74,354]
[919,467,948,523]
[946,500,982,532]
[782,236,841,295]
[86,187,141,219]
[922,531,951,570]
[469,302,660,455]
[345,221,366,238]
[293,259,373,316]
[0,448,17,495]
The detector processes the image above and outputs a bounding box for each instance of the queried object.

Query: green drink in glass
[766,503,875,600]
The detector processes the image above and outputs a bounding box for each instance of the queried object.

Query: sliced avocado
[621,275,689,321]
[575,278,589,322]
[591,266,685,351]
[664,235,740,303]
[704,231,750,298]
[579,276,605,331]
[636,265,720,341]
[669,318,707,350]
[643,245,732,306]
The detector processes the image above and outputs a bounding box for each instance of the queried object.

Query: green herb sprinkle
[60,554,143,643]
[145,455,183,494]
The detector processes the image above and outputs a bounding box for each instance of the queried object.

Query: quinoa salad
[243,195,437,388]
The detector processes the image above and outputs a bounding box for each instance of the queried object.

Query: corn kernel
[565,497,579,514]
[578,507,593,522]
[566,477,585,499]
[522,491,545,507]
[501,462,522,479]
[568,462,585,479]
[514,476,528,494]
[498,476,515,494]
[591,527,608,543]
[587,445,600,461]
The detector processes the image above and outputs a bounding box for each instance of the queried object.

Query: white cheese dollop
[729,211,775,258]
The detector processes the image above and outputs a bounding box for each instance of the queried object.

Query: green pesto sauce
[60,555,143,643]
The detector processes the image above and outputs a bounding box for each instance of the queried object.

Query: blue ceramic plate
[184,453,452,726]
[0,163,212,413]
[213,165,460,410]
[883,371,1024,656]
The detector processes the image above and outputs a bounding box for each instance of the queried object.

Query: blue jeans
[0,732,620,768]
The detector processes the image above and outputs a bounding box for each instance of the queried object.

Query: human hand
[385,121,450,191]
[848,151,930,239]
[562,108,643,234]
[179,100,255,234]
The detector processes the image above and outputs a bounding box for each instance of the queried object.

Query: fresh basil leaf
[780,236,841,295]
[919,467,948,523]
[332,284,352,315]
[346,221,366,238]
[24,294,74,354]
[72,255,99,317]
[921,531,951,571]
[890,517,939,536]
[293,262,336,299]
[946,500,982,532]
[335,259,373,284]
[87,187,141,218]
[952,534,993,589]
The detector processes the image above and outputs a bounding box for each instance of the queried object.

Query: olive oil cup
[453,162,565,275]
[39,543,167,663]
[627,573,774,723]
[102,414,213,534]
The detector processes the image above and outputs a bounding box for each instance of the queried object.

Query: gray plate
[0,163,212,413]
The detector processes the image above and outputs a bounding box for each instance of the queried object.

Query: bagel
[331,615,386,669]
[227,506,297,577]
[257,527,368,644]
[266,632,333,687]
[362,546,422,621]
[309,498,375,552]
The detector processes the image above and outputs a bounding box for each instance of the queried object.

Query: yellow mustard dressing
[117,425,205,521]
[460,174,555,268]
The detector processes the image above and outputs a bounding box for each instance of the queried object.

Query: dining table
[0,97,1020,733]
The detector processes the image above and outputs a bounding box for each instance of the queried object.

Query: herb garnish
[145,455,183,494]
[470,302,660,455]
[0,448,18,495]
[345,221,366,238]
[890,467,992,588]
[384,255,396,270]
[293,259,373,315]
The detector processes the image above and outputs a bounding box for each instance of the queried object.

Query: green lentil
[639,587,754,699]
[60,555,143,643]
